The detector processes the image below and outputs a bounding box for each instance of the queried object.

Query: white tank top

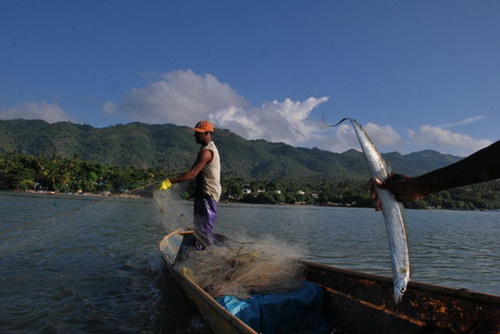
[200,141,221,201]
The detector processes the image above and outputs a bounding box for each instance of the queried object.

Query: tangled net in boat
[176,234,307,298]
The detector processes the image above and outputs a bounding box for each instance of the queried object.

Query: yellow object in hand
[158,179,172,190]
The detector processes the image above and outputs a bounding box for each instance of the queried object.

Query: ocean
[1,191,498,333]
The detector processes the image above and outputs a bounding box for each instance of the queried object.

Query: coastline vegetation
[1,152,499,210]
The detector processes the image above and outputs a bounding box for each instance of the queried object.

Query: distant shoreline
[5,189,497,211]
[13,189,143,200]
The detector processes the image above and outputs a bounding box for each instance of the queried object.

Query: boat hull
[305,260,500,333]
[159,229,500,334]
[159,229,256,334]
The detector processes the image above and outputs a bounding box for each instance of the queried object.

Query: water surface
[1,192,498,333]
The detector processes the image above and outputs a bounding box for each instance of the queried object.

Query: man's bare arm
[370,141,500,210]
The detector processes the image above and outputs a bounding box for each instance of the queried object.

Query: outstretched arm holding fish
[370,141,500,211]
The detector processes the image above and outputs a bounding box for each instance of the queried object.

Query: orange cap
[193,120,214,133]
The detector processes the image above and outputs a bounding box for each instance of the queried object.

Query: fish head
[393,275,409,304]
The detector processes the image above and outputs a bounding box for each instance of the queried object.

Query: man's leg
[193,195,218,249]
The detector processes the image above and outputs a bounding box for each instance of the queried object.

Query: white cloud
[104,69,332,148]
[318,120,491,157]
[0,101,71,123]
[364,123,401,147]
[102,101,116,115]
[407,125,492,156]
[316,121,402,153]
[102,69,247,126]
[210,97,329,145]
[101,69,493,157]
[329,121,491,157]
[440,115,485,128]
[320,123,359,153]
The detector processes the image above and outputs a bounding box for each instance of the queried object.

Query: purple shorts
[193,194,218,249]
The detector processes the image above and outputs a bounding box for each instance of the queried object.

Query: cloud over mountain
[0,101,72,124]
[101,69,494,156]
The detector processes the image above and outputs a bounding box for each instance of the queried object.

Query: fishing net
[152,184,193,232]
[176,234,307,298]
[152,183,307,298]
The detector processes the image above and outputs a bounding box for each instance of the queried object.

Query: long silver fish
[335,118,410,303]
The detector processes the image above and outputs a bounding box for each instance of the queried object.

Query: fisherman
[158,120,221,249]
[369,140,500,211]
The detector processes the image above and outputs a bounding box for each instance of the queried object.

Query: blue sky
[1,1,498,156]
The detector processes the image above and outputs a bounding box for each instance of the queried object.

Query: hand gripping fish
[335,118,410,303]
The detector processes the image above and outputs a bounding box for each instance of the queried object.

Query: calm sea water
[1,191,499,333]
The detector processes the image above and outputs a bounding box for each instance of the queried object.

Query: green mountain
[0,119,462,180]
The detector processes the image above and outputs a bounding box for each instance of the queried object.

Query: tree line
[0,152,165,194]
[1,152,499,210]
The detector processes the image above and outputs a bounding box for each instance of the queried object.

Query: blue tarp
[216,281,330,334]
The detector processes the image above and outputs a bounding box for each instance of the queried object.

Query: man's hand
[158,179,172,191]
[368,173,423,211]
[367,178,383,211]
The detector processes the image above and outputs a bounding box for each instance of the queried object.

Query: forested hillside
[1,120,499,210]
[0,119,461,180]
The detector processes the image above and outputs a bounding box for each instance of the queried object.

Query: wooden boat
[159,228,256,334]
[159,228,500,334]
